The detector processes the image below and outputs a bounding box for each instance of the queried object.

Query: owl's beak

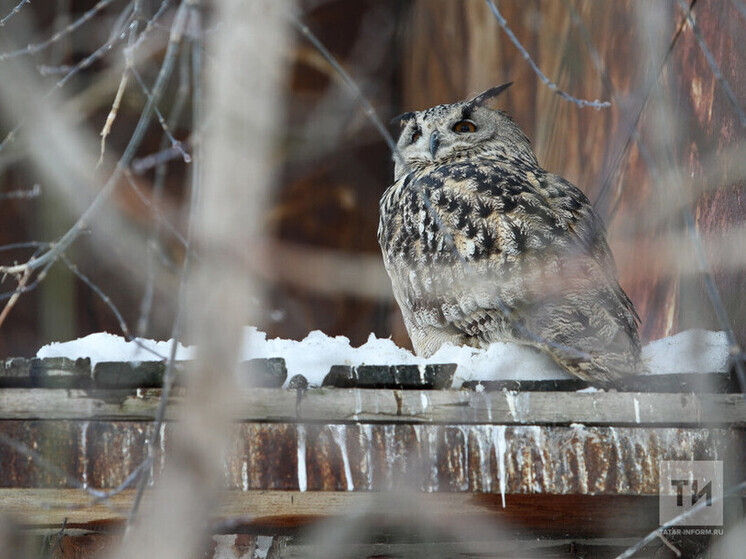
[429,131,441,158]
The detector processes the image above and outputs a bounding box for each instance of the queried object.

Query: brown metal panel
[673,1,746,343]
[1,421,741,496]
[0,421,82,488]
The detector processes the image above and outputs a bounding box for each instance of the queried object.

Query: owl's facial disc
[394,106,501,171]
[427,105,500,162]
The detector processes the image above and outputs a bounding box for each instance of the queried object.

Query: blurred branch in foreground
[112,1,292,558]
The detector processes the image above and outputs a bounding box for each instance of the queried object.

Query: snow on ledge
[35,328,729,388]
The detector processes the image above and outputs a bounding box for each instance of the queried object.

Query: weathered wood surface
[1,419,740,495]
[0,357,287,389]
[3,357,736,393]
[0,388,744,425]
[0,489,666,538]
[37,532,711,559]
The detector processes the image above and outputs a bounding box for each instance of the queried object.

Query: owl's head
[391,83,536,180]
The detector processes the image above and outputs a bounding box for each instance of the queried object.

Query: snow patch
[35,328,730,388]
[642,329,729,375]
[37,332,193,365]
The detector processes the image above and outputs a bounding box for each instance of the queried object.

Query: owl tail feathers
[546,343,646,386]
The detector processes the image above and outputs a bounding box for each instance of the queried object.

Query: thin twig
[46,518,68,559]
[291,17,398,152]
[138,78,189,336]
[0,0,117,61]
[593,2,692,217]
[130,66,191,163]
[656,532,682,557]
[0,431,102,499]
[98,72,130,166]
[132,143,191,174]
[54,20,129,91]
[485,0,611,109]
[615,480,746,559]
[99,0,142,167]
[127,0,173,55]
[0,257,56,303]
[0,2,172,157]
[682,210,746,390]
[0,267,30,330]
[124,171,189,247]
[1,415,155,508]
[0,241,50,253]
[60,254,167,362]
[91,458,152,503]
[0,0,30,28]
[127,3,200,527]
[0,8,133,155]
[137,46,191,337]
[0,0,189,312]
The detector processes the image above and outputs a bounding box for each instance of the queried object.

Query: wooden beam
[0,388,744,426]
[3,489,667,538]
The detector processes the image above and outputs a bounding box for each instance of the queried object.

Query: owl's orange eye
[411,130,421,143]
[452,120,477,133]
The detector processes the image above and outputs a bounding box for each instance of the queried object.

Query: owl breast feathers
[377,83,642,383]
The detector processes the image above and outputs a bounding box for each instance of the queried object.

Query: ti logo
[659,461,723,527]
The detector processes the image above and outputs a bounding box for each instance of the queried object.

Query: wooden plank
[2,489,665,538]
[0,388,744,425]
[0,358,287,389]
[463,372,736,393]
[28,533,701,559]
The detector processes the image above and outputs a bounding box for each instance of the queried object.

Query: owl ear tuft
[390,111,416,128]
[467,82,513,107]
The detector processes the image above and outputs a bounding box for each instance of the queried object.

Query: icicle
[573,427,589,494]
[420,392,429,413]
[505,391,517,421]
[254,536,273,559]
[426,426,439,492]
[329,425,354,491]
[297,425,307,492]
[529,426,545,493]
[384,424,396,490]
[483,393,493,423]
[476,425,492,492]
[457,426,469,492]
[610,427,626,493]
[362,424,374,490]
[241,461,249,492]
[505,390,529,423]
[80,421,90,489]
[159,422,167,476]
[492,425,508,508]
[633,397,641,423]
[354,389,362,420]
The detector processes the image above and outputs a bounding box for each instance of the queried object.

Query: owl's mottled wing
[379,156,641,381]
[525,171,642,379]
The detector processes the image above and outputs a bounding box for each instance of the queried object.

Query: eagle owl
[377,83,642,383]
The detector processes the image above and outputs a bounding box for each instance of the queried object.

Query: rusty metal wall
[1,420,740,495]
